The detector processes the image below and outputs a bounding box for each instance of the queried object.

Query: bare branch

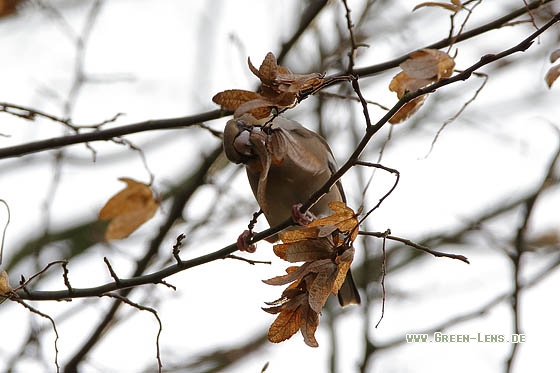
[360,231,470,264]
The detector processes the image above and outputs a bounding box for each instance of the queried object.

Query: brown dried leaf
[275,72,325,94]
[545,65,560,88]
[300,304,319,347]
[401,49,455,80]
[263,263,312,286]
[0,270,10,295]
[250,52,281,84]
[212,89,263,111]
[267,307,302,343]
[332,247,354,294]
[99,178,159,240]
[309,201,359,240]
[549,49,560,63]
[389,72,433,99]
[233,98,274,119]
[412,1,461,12]
[389,95,428,124]
[308,262,338,312]
[274,239,334,262]
[279,226,321,243]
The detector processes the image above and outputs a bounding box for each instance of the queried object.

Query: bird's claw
[291,203,315,226]
[237,230,256,253]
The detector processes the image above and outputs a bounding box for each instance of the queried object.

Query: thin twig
[225,255,272,265]
[62,262,72,294]
[423,71,488,158]
[375,229,389,328]
[506,127,560,373]
[101,294,163,373]
[1,2,554,160]
[355,161,400,225]
[13,260,69,296]
[0,199,10,265]
[172,233,186,264]
[14,299,60,373]
[318,91,390,111]
[351,77,374,128]
[103,257,121,286]
[360,231,470,264]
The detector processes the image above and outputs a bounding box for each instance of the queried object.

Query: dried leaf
[401,49,455,80]
[549,49,560,63]
[545,65,560,88]
[99,178,159,240]
[212,89,263,111]
[0,270,10,294]
[389,72,433,98]
[308,262,338,312]
[249,52,281,85]
[274,240,334,262]
[274,72,325,97]
[413,1,461,12]
[280,227,319,244]
[309,201,359,240]
[389,95,428,124]
[387,49,451,125]
[332,247,354,294]
[300,304,319,347]
[234,98,274,119]
[263,263,312,286]
[267,307,302,343]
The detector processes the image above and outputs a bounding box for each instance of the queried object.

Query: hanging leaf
[388,49,455,124]
[99,178,159,240]
[545,65,560,88]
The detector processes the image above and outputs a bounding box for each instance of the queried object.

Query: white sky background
[1,0,560,372]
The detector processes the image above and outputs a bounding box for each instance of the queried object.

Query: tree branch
[0,1,553,160]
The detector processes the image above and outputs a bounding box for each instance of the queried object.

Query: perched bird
[223,115,361,307]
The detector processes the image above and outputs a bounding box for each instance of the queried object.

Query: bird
[223,114,361,307]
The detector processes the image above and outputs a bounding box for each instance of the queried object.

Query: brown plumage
[223,115,360,307]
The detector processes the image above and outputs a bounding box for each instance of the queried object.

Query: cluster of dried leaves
[212,52,324,119]
[263,201,359,347]
[389,48,455,124]
[98,178,159,240]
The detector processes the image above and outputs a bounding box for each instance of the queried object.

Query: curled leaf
[545,65,560,88]
[549,49,560,63]
[99,178,159,240]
